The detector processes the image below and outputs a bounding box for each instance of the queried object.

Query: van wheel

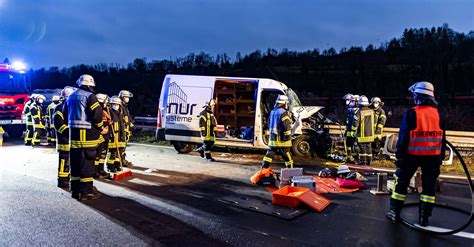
[291,135,312,157]
[173,141,195,154]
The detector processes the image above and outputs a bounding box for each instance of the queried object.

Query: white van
[156,74,332,157]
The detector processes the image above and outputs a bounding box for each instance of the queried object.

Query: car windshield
[0,71,29,93]
[285,88,302,110]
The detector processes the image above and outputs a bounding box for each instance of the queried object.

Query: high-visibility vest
[407,106,443,156]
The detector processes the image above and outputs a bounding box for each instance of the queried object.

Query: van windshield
[0,71,29,93]
[285,88,302,109]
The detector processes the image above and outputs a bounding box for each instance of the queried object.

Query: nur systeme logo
[166,82,197,123]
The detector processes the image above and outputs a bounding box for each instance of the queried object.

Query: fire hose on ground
[400,141,473,235]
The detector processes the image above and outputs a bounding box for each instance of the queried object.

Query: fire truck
[0,62,30,138]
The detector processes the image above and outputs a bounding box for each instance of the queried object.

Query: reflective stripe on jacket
[353,106,375,143]
[199,109,217,142]
[268,107,292,147]
[407,106,443,156]
[67,89,95,129]
[374,107,386,136]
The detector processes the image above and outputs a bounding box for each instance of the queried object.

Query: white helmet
[52,95,62,102]
[76,74,95,87]
[29,94,38,100]
[337,165,351,174]
[409,81,434,97]
[36,94,46,103]
[110,96,122,105]
[358,95,370,106]
[96,93,108,104]
[118,90,133,98]
[371,97,382,103]
[61,86,76,98]
[343,93,353,101]
[352,95,360,101]
[275,95,289,105]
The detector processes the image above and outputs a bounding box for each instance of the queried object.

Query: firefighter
[343,93,357,163]
[352,95,375,166]
[370,97,387,158]
[53,86,76,189]
[107,96,126,172]
[30,94,47,147]
[261,95,294,169]
[94,93,111,178]
[196,99,217,162]
[22,94,37,145]
[63,75,103,200]
[386,82,446,226]
[118,90,134,167]
[46,95,61,145]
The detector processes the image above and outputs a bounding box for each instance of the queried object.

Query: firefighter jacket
[345,107,358,137]
[100,106,112,142]
[352,106,375,143]
[46,102,57,128]
[268,107,292,148]
[373,107,386,138]
[199,108,217,142]
[121,103,134,139]
[109,109,126,148]
[22,100,34,126]
[63,88,104,149]
[30,102,45,130]
[396,104,446,161]
[53,101,69,152]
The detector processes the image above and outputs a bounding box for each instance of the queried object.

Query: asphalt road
[0,140,472,246]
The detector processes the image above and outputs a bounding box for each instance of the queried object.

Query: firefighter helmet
[51,95,61,102]
[28,94,38,100]
[343,93,353,101]
[118,90,133,98]
[61,86,76,98]
[358,95,370,106]
[275,95,289,105]
[35,94,46,104]
[409,81,434,97]
[96,93,108,104]
[76,74,95,87]
[337,165,351,174]
[110,96,122,105]
[371,97,381,103]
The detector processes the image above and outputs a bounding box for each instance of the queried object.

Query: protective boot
[206,155,216,162]
[195,146,205,158]
[98,164,109,179]
[386,198,404,223]
[419,202,434,227]
[107,164,117,173]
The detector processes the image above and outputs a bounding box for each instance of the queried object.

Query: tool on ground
[291,176,316,191]
[370,173,390,195]
[400,141,473,235]
[272,185,331,213]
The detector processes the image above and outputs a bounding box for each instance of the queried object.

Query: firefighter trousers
[197,141,214,159]
[392,156,441,206]
[32,128,47,146]
[358,142,372,166]
[95,141,108,175]
[107,148,121,171]
[345,136,356,157]
[262,147,294,168]
[24,125,34,145]
[70,148,95,195]
[57,150,70,188]
[47,127,56,143]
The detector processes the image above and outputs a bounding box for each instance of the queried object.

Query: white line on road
[131,169,171,178]
[414,224,474,239]
[128,178,162,186]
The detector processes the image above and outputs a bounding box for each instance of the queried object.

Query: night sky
[0,0,472,69]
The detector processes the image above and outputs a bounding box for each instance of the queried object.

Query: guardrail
[328,124,474,150]
[133,116,474,150]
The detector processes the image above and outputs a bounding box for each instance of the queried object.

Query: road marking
[131,169,171,178]
[128,178,162,186]
[414,224,474,239]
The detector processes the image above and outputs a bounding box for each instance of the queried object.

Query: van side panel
[161,75,215,143]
